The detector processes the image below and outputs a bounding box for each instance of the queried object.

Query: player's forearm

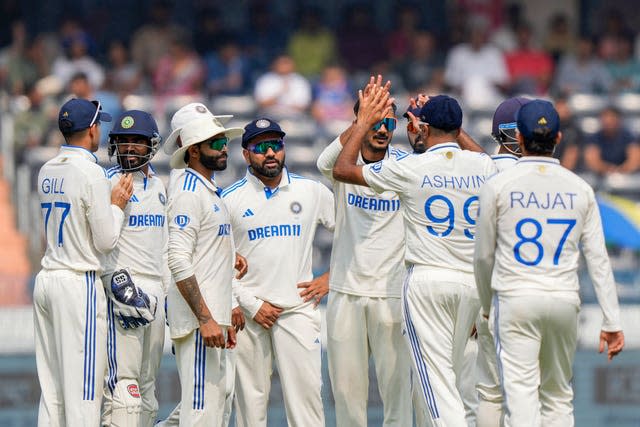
[175,275,214,324]
[233,281,263,318]
[317,136,345,179]
[333,123,368,186]
[92,204,126,253]
[457,129,486,153]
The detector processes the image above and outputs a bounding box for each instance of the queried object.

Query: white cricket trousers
[234,301,324,427]
[493,294,579,427]
[102,276,165,427]
[173,328,229,427]
[34,269,107,427]
[475,312,503,427]
[402,266,480,427]
[326,291,412,427]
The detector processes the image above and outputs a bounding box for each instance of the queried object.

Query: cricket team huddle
[34,74,624,427]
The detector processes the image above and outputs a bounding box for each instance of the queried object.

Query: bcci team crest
[290,201,302,214]
[158,192,166,205]
[256,119,270,128]
[196,105,207,113]
[121,116,135,129]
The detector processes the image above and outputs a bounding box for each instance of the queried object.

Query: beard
[250,154,285,178]
[201,151,228,171]
[411,134,427,154]
[117,151,146,171]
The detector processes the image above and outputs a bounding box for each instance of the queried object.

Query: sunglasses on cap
[247,139,285,154]
[372,117,397,132]
[204,136,229,151]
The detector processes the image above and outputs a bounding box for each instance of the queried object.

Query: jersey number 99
[424,195,478,239]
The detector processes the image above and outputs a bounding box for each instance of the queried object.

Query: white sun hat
[163,102,233,155]
[169,116,244,169]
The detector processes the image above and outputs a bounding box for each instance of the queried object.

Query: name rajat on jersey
[510,191,578,210]
[248,223,302,241]
[347,193,400,212]
[421,174,488,189]
[128,214,165,227]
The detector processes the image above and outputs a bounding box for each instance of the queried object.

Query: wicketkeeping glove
[109,269,158,329]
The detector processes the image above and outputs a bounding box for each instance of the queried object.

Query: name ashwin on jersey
[347,193,400,212]
[421,174,487,189]
[248,224,301,241]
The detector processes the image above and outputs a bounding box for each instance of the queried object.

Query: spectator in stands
[490,2,524,52]
[388,3,421,64]
[311,64,354,127]
[0,20,38,95]
[205,40,249,96]
[396,30,444,93]
[51,28,104,90]
[105,40,142,96]
[287,8,336,79]
[131,0,184,77]
[604,32,640,94]
[254,54,311,119]
[552,34,612,96]
[337,5,384,73]
[584,106,640,175]
[553,96,581,171]
[444,16,509,110]
[241,3,288,80]
[543,12,576,65]
[153,32,205,97]
[12,82,56,163]
[505,21,554,95]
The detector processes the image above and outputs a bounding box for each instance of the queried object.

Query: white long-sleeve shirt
[317,136,406,297]
[491,153,518,172]
[362,142,497,276]
[474,156,622,331]
[167,168,235,338]
[38,145,125,273]
[103,166,168,288]
[222,168,335,317]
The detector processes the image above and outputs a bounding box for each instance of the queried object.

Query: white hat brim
[169,127,244,169]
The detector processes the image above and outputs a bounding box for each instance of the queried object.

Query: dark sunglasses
[372,117,397,132]
[204,136,229,151]
[247,139,285,154]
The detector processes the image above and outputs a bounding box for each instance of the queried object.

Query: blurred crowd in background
[0,0,639,179]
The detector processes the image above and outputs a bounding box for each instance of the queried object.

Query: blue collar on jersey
[516,156,560,165]
[491,154,519,161]
[246,166,291,199]
[184,167,221,195]
[60,144,98,163]
[426,142,460,153]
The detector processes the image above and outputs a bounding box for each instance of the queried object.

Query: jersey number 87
[513,218,576,266]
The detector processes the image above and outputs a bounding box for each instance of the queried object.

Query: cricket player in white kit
[475,100,625,426]
[223,118,335,427]
[317,102,414,427]
[333,82,497,426]
[166,117,245,426]
[34,98,133,426]
[101,110,166,427]
[472,96,531,427]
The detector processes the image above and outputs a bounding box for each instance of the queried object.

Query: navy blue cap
[58,98,112,134]
[416,95,462,131]
[492,97,531,138]
[403,105,421,120]
[516,100,559,140]
[242,118,286,147]
[109,110,159,139]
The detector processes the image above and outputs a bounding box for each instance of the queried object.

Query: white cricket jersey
[103,166,168,282]
[38,145,125,273]
[491,154,518,173]
[317,136,406,297]
[362,142,497,275]
[167,168,235,337]
[474,157,622,331]
[222,168,335,317]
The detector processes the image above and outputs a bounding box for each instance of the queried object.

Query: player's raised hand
[356,75,394,128]
[199,318,226,348]
[226,326,237,349]
[599,330,625,361]
[235,253,248,279]
[111,173,134,210]
[253,301,284,329]
[232,306,245,332]
[298,272,329,308]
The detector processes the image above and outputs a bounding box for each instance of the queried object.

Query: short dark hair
[353,99,397,116]
[522,129,557,155]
